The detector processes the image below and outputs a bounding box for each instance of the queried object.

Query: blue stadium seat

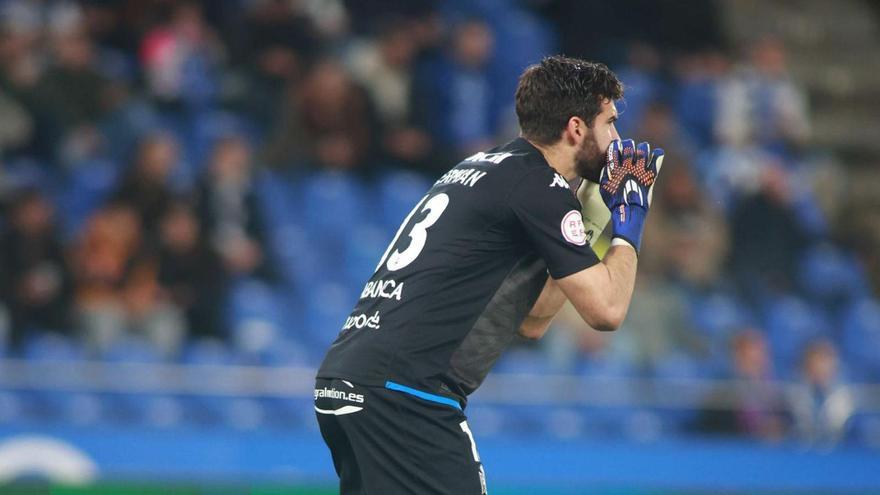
[58,159,120,239]
[259,338,311,367]
[176,392,261,430]
[763,296,829,376]
[102,337,164,363]
[228,279,283,357]
[493,348,555,375]
[255,170,302,228]
[544,406,590,440]
[181,338,237,365]
[300,171,368,240]
[650,353,706,433]
[0,391,24,424]
[223,397,267,430]
[271,225,315,285]
[187,110,251,169]
[689,291,753,360]
[262,397,314,431]
[99,100,163,162]
[271,224,347,286]
[99,392,183,427]
[675,78,717,149]
[376,169,432,232]
[841,297,880,380]
[621,408,666,442]
[463,404,504,438]
[3,157,51,191]
[577,352,637,380]
[139,394,185,428]
[653,352,706,380]
[612,67,663,138]
[23,333,86,361]
[501,403,556,438]
[849,413,880,448]
[344,223,389,288]
[228,279,283,324]
[304,282,356,350]
[798,244,869,304]
[59,392,104,426]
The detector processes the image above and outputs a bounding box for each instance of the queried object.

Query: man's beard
[573,132,604,182]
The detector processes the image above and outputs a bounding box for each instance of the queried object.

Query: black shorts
[314,377,487,495]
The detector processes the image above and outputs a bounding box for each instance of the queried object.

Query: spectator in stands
[0,0,44,156]
[413,18,499,156]
[0,88,32,156]
[346,17,434,170]
[197,136,272,281]
[716,36,810,156]
[235,0,317,130]
[139,1,225,108]
[158,200,226,340]
[72,202,184,357]
[29,3,111,159]
[788,339,854,448]
[643,153,729,289]
[729,164,809,297]
[0,189,72,347]
[112,133,181,244]
[695,329,791,441]
[610,271,703,372]
[672,50,731,150]
[613,43,665,138]
[263,60,376,171]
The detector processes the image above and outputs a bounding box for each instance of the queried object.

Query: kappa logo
[550,173,570,189]
[560,210,587,246]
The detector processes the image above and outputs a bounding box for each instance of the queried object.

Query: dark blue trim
[384,381,462,410]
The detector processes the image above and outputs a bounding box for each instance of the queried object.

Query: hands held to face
[599,139,664,252]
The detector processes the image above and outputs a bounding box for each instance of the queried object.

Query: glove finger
[605,139,621,173]
[621,139,635,168]
[646,148,664,207]
[636,141,650,172]
[650,148,665,175]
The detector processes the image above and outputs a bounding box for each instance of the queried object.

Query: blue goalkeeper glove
[599,139,664,252]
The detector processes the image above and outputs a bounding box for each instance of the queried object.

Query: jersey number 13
[376,193,450,272]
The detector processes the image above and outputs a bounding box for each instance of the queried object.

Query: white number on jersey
[377,193,450,273]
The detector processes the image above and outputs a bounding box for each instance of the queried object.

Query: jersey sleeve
[508,168,600,279]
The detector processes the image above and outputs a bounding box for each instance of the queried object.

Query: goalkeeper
[315,55,665,494]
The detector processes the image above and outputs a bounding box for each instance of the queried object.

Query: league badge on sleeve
[561,210,587,246]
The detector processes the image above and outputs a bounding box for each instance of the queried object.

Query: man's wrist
[609,204,647,252]
[610,237,637,251]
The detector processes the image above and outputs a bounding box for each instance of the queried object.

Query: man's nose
[611,124,620,140]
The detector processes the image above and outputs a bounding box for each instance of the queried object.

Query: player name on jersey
[434,168,487,188]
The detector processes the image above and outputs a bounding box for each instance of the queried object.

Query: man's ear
[565,116,586,145]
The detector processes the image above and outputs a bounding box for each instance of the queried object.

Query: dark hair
[515,55,623,145]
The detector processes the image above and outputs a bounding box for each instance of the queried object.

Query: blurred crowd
[0,0,877,444]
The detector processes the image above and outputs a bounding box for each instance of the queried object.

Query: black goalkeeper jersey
[316,138,600,403]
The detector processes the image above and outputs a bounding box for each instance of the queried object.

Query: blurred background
[0,0,878,493]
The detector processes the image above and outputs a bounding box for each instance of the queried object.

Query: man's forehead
[602,99,618,118]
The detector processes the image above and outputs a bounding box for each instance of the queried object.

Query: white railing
[1,359,879,412]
